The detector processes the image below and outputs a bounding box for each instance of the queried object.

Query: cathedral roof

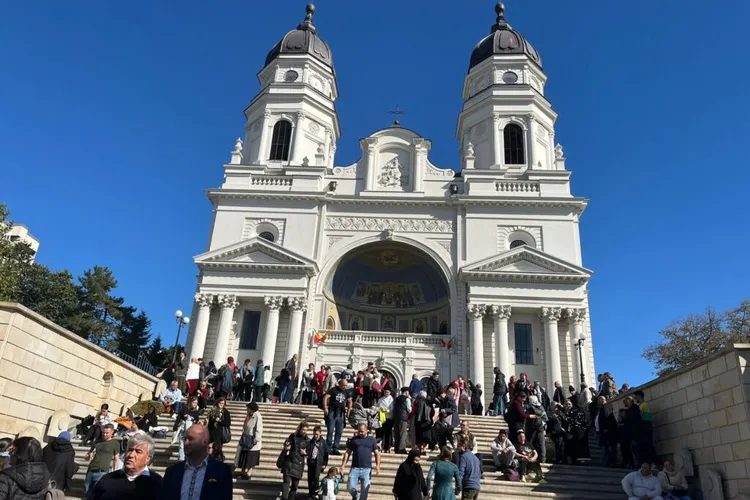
[469,2,542,71]
[264,4,333,70]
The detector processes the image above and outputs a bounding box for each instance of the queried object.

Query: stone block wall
[0,302,160,440]
[609,344,750,499]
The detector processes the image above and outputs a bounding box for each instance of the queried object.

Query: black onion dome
[469,2,541,71]
[264,4,333,69]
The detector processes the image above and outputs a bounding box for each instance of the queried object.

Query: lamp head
[182,316,191,325]
[175,310,183,319]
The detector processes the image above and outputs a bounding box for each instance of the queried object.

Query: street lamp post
[575,334,586,385]
[171,310,191,366]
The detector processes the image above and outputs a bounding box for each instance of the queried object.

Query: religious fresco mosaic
[324,242,451,334]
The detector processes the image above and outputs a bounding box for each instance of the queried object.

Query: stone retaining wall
[608,344,750,499]
[0,302,160,440]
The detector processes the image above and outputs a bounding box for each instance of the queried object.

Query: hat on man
[101,403,109,411]
[58,431,71,441]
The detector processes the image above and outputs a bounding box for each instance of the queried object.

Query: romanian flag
[313,331,329,344]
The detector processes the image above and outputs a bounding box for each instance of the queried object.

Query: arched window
[258,231,275,242]
[269,120,292,161]
[503,123,525,165]
[510,239,526,249]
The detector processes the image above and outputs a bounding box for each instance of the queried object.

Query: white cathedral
[185,2,596,399]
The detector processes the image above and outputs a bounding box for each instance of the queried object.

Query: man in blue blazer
[160,424,232,500]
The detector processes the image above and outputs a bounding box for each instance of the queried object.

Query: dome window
[510,240,526,249]
[504,124,525,165]
[258,231,275,242]
[269,120,292,161]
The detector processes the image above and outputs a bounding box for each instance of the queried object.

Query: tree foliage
[643,300,750,375]
[1,204,157,359]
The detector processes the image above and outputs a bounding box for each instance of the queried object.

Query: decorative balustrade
[250,176,293,188]
[318,330,448,347]
[495,181,540,194]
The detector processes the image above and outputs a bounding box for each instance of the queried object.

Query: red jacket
[314,371,326,394]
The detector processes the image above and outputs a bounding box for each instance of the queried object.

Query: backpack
[503,468,521,482]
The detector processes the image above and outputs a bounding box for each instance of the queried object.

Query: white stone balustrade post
[542,307,563,390]
[527,114,537,169]
[188,293,214,359]
[213,294,239,366]
[284,297,307,363]
[468,303,487,406]
[490,305,512,376]
[259,296,284,372]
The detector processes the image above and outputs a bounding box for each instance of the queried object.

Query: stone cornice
[460,271,589,285]
[207,189,588,213]
[197,260,316,276]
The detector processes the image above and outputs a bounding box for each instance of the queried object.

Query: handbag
[239,420,258,450]
[220,426,232,444]
[276,449,289,469]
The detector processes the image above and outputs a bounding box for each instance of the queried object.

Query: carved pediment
[194,237,317,275]
[460,246,591,284]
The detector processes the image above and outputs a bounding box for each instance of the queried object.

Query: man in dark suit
[160,425,232,500]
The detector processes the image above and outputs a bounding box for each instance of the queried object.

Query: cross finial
[389,105,405,126]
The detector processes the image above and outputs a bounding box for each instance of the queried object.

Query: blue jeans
[279,382,291,403]
[169,401,183,414]
[492,394,506,416]
[326,412,345,452]
[84,471,107,494]
[348,467,372,500]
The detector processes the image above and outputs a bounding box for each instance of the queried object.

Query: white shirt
[186,362,200,380]
[622,471,662,499]
[180,456,209,500]
[126,466,150,482]
[377,395,394,419]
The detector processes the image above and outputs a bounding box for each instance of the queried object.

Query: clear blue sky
[2,1,748,387]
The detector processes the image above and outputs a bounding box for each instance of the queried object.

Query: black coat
[392,460,428,500]
[88,469,163,500]
[493,372,507,396]
[208,408,231,444]
[284,433,311,479]
[425,378,441,400]
[0,463,50,500]
[42,438,78,492]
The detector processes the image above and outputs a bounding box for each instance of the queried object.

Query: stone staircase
[65,402,630,499]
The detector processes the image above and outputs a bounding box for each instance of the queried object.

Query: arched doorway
[323,241,451,335]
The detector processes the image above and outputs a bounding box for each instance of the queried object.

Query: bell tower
[242,4,340,168]
[457,2,559,176]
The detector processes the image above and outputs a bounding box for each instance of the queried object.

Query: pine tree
[116,306,152,359]
[67,266,124,345]
[146,335,168,368]
[0,204,35,301]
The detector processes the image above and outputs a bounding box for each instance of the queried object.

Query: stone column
[362,138,378,190]
[256,111,272,163]
[284,297,307,363]
[467,304,487,404]
[259,296,284,371]
[188,293,214,359]
[527,115,537,169]
[412,138,428,192]
[493,114,503,167]
[541,307,563,390]
[213,294,239,366]
[292,112,306,164]
[490,305,512,376]
[567,308,588,384]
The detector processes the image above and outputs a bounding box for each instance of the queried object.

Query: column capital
[296,111,306,121]
[286,297,307,312]
[566,307,587,325]
[467,303,487,319]
[490,305,512,320]
[216,294,239,310]
[541,307,562,323]
[264,296,284,311]
[263,110,272,119]
[492,113,502,123]
[194,293,214,308]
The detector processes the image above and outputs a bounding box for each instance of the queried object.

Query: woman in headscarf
[235,402,262,479]
[393,449,428,500]
[518,373,531,394]
[413,390,433,454]
[507,375,518,399]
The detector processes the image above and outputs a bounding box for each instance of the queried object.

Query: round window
[510,240,526,249]
[259,231,275,242]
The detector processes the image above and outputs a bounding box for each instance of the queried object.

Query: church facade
[185,3,595,397]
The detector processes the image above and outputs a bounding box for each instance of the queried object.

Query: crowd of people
[0,348,693,500]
